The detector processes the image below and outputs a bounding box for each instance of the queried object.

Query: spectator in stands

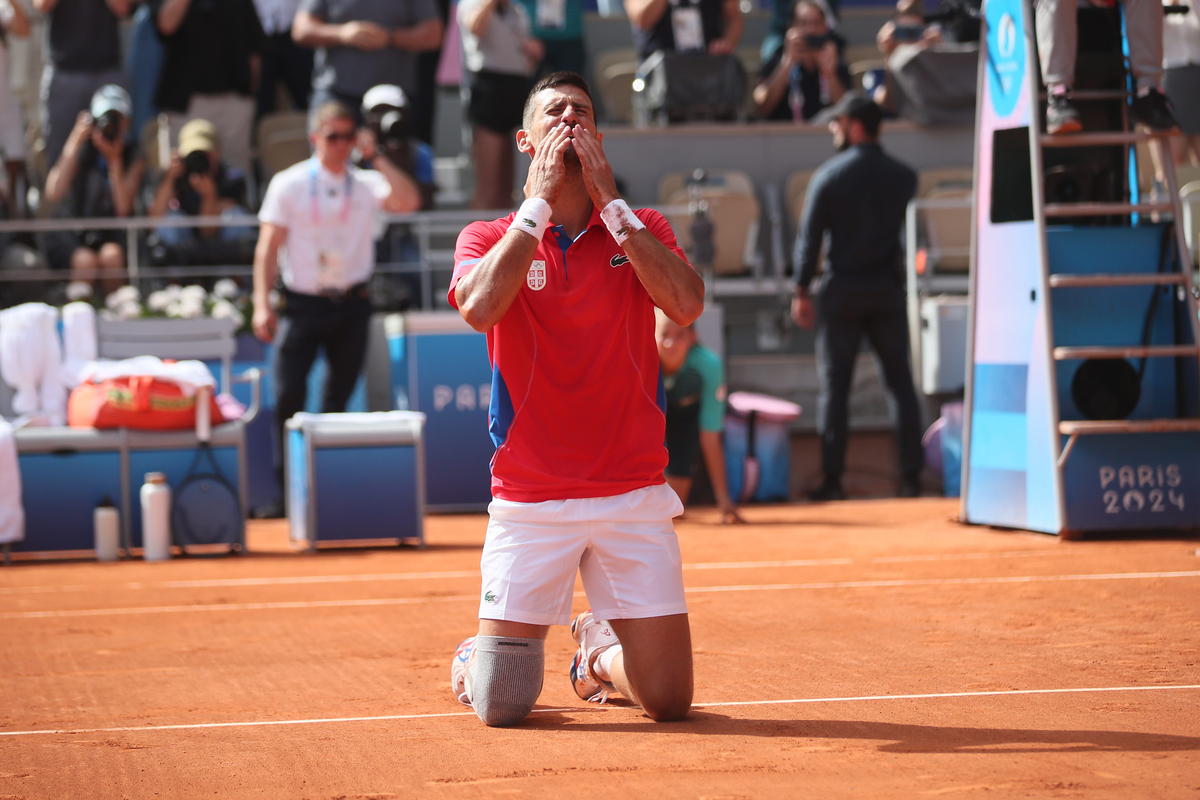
[147,119,256,264]
[292,0,443,128]
[457,0,542,209]
[876,0,940,58]
[151,0,265,175]
[254,0,313,115]
[127,4,165,142]
[411,0,451,145]
[790,95,922,500]
[656,308,744,524]
[626,0,743,63]
[34,0,130,167]
[1038,0,1175,134]
[760,0,838,64]
[359,84,435,308]
[1162,0,1200,167]
[0,0,30,219]
[754,0,848,122]
[517,0,585,76]
[43,86,144,285]
[872,0,941,112]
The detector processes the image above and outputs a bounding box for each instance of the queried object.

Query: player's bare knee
[641,693,692,722]
[635,683,692,722]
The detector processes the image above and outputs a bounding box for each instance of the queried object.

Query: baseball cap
[89,85,131,120]
[815,92,883,128]
[178,119,220,156]
[362,84,408,112]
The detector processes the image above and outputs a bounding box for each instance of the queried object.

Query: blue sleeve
[415,142,435,186]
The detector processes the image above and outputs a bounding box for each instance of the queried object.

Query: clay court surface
[1,498,1198,798]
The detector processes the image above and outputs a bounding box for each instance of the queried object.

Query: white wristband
[601,199,645,245]
[509,198,553,242]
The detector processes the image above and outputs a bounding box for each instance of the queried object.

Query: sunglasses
[323,130,356,143]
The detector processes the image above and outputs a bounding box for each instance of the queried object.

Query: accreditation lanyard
[309,159,354,228]
[309,159,355,290]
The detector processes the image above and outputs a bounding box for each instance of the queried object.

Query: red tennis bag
[68,375,225,431]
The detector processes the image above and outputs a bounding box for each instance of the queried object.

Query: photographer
[359,85,433,309]
[147,118,255,264]
[873,0,942,112]
[876,0,941,59]
[754,0,849,122]
[44,85,144,286]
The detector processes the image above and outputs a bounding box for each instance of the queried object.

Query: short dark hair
[522,71,594,130]
[825,93,883,138]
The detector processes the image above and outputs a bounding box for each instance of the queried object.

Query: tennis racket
[171,387,244,554]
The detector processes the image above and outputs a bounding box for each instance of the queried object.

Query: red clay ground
[1,498,1198,798]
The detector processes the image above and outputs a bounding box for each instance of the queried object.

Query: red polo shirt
[450,205,689,503]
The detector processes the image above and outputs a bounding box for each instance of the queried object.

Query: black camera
[803,33,831,49]
[893,23,926,42]
[96,109,122,142]
[368,107,409,147]
[183,150,211,177]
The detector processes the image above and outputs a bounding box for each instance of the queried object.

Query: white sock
[594,644,621,682]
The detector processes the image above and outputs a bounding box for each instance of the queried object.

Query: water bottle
[93,496,120,562]
[140,472,171,561]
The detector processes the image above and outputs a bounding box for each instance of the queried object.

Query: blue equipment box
[286,412,427,548]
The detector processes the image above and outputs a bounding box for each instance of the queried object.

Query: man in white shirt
[252,100,421,516]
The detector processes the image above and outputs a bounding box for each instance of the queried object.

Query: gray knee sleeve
[469,636,545,727]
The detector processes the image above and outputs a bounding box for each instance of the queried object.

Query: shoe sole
[1047,119,1082,135]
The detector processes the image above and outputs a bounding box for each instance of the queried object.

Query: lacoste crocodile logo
[610,254,629,267]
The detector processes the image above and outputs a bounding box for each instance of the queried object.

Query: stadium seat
[663,188,760,275]
[657,169,755,205]
[917,166,973,198]
[921,184,971,272]
[256,111,310,181]
[599,62,636,124]
[784,169,814,227]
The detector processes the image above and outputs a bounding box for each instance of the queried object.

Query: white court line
[4,571,1199,620]
[1,684,1197,738]
[0,550,1068,595]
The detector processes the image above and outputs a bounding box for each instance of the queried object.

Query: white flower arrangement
[99,282,249,330]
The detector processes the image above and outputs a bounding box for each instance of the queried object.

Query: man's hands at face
[568,124,618,209]
[524,120,618,211]
[523,121,573,206]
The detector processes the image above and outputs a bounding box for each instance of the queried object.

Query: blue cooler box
[286,411,426,548]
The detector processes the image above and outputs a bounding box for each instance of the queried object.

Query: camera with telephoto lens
[893,23,926,42]
[368,107,409,148]
[175,150,212,199]
[96,109,122,142]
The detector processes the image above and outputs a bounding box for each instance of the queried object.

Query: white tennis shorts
[477,482,688,626]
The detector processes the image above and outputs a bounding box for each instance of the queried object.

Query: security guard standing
[791,94,923,501]
[252,100,422,516]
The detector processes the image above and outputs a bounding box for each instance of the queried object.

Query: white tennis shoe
[569,610,618,703]
[450,636,476,706]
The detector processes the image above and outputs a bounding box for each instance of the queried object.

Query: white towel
[78,356,217,396]
[35,305,66,425]
[0,418,24,544]
[0,304,46,416]
[60,302,98,388]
